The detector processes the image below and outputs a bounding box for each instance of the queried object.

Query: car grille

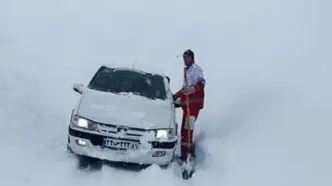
[96,122,149,140]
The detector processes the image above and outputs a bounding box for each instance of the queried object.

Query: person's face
[183,54,193,66]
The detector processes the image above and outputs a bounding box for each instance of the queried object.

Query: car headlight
[154,129,175,140]
[156,130,168,138]
[71,115,98,131]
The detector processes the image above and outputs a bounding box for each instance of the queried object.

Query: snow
[1,0,332,185]
[78,88,171,129]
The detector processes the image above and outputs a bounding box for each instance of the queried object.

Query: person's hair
[183,49,194,60]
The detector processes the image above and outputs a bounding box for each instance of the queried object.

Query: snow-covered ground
[1,0,332,185]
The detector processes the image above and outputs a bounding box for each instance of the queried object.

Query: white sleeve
[182,76,186,88]
[193,66,205,85]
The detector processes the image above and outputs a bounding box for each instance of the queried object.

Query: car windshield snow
[88,66,167,100]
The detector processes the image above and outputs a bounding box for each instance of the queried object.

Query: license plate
[103,138,139,150]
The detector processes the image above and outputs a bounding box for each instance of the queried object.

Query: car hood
[77,89,172,129]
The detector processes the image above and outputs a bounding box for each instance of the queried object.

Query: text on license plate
[103,138,139,150]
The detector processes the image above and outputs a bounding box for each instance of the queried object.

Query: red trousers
[180,106,200,160]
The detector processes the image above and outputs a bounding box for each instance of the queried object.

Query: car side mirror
[73,83,84,94]
[166,76,170,83]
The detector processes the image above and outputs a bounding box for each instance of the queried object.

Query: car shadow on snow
[76,155,151,172]
[103,160,151,172]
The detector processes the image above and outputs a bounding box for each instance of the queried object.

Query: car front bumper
[67,127,176,166]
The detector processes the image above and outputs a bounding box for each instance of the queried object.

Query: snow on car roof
[101,62,167,77]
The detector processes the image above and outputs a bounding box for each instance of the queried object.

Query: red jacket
[180,79,205,110]
[175,63,205,110]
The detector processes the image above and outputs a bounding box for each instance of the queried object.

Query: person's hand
[173,97,182,108]
[172,94,178,100]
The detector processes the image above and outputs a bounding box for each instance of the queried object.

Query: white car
[67,64,178,167]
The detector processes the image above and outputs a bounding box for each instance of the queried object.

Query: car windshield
[88,66,167,100]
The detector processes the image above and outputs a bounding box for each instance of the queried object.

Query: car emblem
[116,126,129,137]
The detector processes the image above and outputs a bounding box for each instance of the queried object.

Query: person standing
[173,49,206,163]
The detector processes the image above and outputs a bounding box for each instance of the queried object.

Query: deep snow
[1,0,332,185]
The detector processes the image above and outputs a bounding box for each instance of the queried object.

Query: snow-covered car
[67,64,178,167]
